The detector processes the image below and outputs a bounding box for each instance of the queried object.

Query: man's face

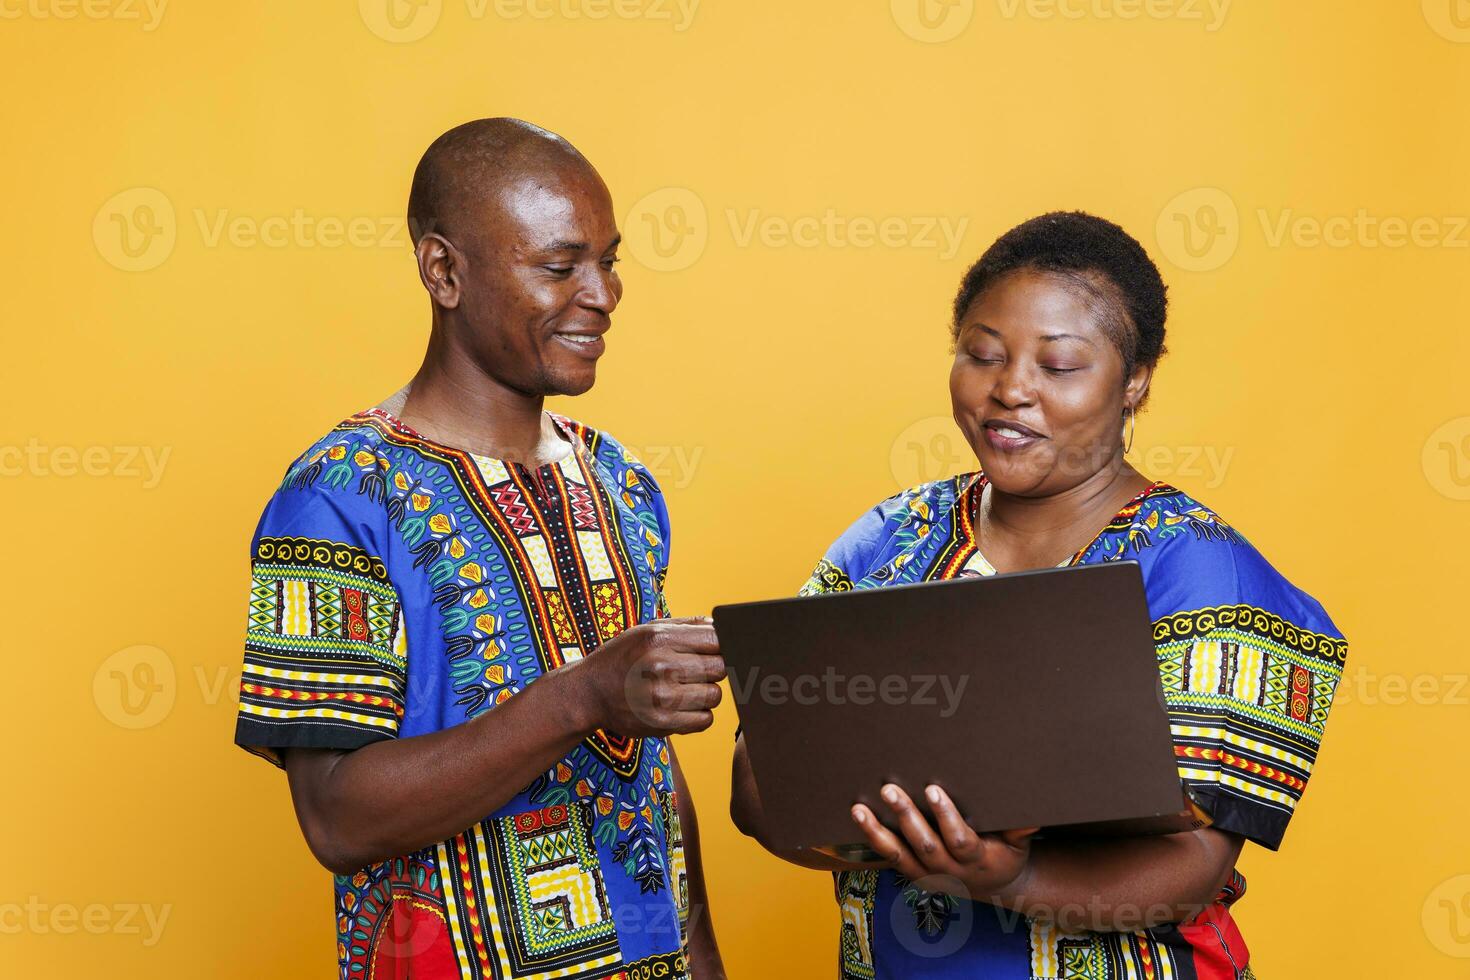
[453,164,623,397]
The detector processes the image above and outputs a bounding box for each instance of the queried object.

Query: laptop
[714,560,1206,852]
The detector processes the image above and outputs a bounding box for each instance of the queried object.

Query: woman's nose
[992,363,1036,407]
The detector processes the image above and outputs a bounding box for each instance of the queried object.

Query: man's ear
[416,233,462,310]
[1124,362,1154,412]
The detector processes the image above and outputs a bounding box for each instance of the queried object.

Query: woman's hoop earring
[1123,407,1136,455]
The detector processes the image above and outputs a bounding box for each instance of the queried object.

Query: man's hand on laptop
[566,617,726,737]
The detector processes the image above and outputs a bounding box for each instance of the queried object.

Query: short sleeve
[798,497,901,595]
[1154,591,1347,851]
[235,488,407,768]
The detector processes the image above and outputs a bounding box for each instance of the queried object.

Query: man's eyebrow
[538,235,622,253]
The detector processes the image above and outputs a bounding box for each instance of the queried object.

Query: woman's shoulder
[1102,482,1345,645]
[804,474,976,588]
[847,474,974,538]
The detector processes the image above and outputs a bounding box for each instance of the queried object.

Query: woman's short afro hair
[951,211,1169,384]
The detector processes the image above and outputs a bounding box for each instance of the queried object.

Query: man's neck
[394,333,568,466]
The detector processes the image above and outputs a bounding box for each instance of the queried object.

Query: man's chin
[545,366,598,398]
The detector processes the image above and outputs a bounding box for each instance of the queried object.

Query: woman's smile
[981,418,1046,452]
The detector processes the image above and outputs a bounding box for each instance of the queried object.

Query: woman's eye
[1043,365,1081,375]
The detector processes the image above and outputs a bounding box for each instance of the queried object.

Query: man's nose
[580,267,619,316]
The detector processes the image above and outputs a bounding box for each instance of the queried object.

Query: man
[234,118,727,980]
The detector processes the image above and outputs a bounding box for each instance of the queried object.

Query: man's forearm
[286,662,598,873]
[987,829,1243,932]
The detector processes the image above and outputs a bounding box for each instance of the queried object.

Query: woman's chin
[977,455,1052,496]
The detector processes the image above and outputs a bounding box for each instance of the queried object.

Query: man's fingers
[670,682,722,712]
[663,623,720,656]
[660,651,727,683]
[666,710,716,734]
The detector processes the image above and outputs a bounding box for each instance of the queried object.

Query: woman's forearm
[730,736,885,872]
[988,828,1243,931]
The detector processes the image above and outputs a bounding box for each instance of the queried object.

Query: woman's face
[950,267,1150,498]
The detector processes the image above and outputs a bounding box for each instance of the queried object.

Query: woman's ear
[1124,362,1154,412]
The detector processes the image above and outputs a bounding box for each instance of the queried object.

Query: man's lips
[552,330,607,357]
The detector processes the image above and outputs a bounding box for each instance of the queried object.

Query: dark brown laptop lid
[716,561,1191,851]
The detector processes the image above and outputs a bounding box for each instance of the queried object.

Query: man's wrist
[551,658,605,739]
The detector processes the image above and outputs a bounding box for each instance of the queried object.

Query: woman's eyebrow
[1040,332,1097,346]
[969,323,1098,347]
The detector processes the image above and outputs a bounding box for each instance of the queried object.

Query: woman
[731,212,1345,978]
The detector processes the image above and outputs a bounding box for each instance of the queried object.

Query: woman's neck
[979,457,1152,570]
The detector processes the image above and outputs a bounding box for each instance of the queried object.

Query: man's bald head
[407,117,599,245]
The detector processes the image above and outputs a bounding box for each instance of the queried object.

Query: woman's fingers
[851,804,927,881]
[924,784,981,863]
[879,784,956,876]
[995,827,1040,849]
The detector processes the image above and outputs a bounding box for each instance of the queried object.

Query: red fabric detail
[1178,902,1251,979]
[369,890,460,980]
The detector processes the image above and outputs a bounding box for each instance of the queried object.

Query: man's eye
[543,265,574,276]
[601,256,621,270]
[1043,366,1082,375]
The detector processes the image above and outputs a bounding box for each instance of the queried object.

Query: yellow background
[4,0,1468,975]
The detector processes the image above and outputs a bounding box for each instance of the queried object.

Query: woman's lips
[982,420,1044,452]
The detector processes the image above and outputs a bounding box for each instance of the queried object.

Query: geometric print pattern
[239,536,407,764]
[468,802,621,977]
[835,870,877,980]
[807,472,1345,979]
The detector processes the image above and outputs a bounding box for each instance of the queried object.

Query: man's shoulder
[275,410,397,492]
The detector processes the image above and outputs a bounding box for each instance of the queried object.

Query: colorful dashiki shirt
[234,409,690,980]
[805,474,1346,980]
